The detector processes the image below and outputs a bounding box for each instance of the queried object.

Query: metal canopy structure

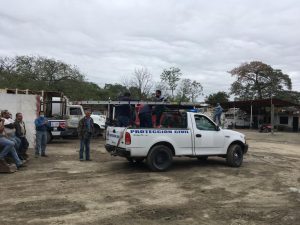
[222,98,299,113]
[221,98,299,132]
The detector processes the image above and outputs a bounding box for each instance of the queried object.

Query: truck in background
[46,99,106,143]
[223,108,250,128]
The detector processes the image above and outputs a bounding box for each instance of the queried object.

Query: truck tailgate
[106,127,126,148]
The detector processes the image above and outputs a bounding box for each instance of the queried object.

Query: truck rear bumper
[105,144,130,157]
[60,128,78,137]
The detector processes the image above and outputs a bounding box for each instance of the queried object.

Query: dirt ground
[0,130,299,225]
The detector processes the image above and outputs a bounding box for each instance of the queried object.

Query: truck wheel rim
[233,149,242,164]
[154,151,169,168]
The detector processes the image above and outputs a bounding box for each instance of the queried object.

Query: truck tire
[146,145,173,172]
[226,144,243,167]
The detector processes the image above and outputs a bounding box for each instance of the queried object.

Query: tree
[229,61,292,100]
[205,91,230,105]
[0,55,100,100]
[177,79,203,102]
[103,84,128,100]
[160,67,182,98]
[122,67,153,100]
[275,90,300,104]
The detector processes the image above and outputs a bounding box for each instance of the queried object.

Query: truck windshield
[70,107,82,116]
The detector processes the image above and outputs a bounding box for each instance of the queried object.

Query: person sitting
[1,110,22,159]
[0,118,25,170]
[14,112,29,160]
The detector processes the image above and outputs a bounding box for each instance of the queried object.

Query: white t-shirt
[3,118,16,137]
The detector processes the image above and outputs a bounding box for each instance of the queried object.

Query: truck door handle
[196,134,202,138]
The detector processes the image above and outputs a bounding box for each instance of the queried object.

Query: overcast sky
[0,0,299,100]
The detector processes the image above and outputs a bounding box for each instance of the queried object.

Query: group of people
[0,110,50,172]
[115,90,166,128]
[0,110,29,170]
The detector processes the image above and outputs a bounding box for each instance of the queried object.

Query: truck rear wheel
[226,144,243,167]
[147,145,173,172]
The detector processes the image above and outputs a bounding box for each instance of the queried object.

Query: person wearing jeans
[78,110,94,161]
[0,118,23,168]
[34,112,49,157]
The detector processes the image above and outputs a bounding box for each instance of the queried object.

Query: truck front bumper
[105,144,130,158]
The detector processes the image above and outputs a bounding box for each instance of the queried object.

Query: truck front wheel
[226,144,243,167]
[147,145,173,172]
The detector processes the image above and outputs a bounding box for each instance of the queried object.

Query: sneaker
[41,154,48,157]
[79,159,84,161]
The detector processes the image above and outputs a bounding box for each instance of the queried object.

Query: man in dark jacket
[116,92,132,127]
[139,104,153,128]
[153,90,166,127]
[77,110,94,161]
[14,112,29,159]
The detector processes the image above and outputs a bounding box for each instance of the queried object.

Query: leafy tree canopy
[160,67,182,98]
[229,61,292,100]
[205,91,230,105]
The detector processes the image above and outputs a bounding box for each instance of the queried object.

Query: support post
[250,103,253,129]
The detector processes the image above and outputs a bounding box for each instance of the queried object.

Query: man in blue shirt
[34,111,49,158]
[213,103,224,126]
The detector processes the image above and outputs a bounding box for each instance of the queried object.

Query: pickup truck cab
[105,111,248,171]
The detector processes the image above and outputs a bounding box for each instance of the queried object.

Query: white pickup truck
[105,111,248,171]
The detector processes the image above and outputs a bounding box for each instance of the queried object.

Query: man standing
[139,104,153,128]
[15,112,29,160]
[78,110,94,161]
[153,90,166,127]
[213,103,223,126]
[116,92,132,127]
[34,111,49,158]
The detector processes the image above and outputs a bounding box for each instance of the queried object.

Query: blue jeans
[214,113,222,125]
[35,131,47,155]
[80,136,91,160]
[0,136,22,166]
[8,135,21,153]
